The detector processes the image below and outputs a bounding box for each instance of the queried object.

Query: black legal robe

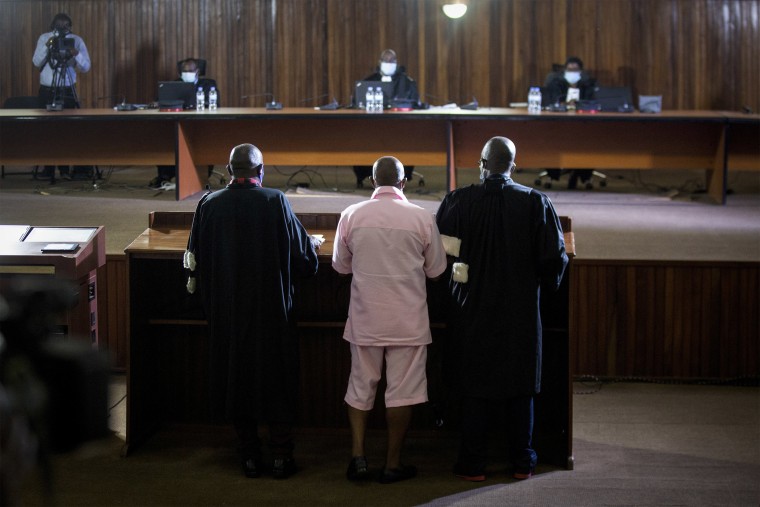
[187,182,318,422]
[435,175,568,399]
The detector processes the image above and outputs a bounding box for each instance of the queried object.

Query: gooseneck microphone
[460,96,479,110]
[97,94,136,111]
[298,94,342,110]
[241,93,283,110]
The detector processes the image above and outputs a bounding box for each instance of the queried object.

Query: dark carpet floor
[19,382,760,506]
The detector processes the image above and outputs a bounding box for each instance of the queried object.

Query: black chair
[2,96,43,178]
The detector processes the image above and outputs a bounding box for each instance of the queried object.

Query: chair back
[4,96,43,109]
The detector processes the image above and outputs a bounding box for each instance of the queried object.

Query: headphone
[50,13,72,31]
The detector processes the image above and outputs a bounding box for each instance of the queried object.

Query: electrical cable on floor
[284,166,330,189]
[109,393,126,412]
[573,376,604,395]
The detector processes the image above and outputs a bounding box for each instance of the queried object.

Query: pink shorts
[344,343,428,411]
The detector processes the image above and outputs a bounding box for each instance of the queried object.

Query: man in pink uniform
[332,156,447,484]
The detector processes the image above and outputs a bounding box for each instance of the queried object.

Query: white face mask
[181,72,197,83]
[380,62,397,76]
[564,71,581,85]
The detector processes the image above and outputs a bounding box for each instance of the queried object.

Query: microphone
[241,93,283,110]
[298,94,330,105]
[460,96,479,111]
[98,94,136,111]
[316,97,339,110]
[298,94,342,110]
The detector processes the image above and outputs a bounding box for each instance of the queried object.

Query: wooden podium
[125,212,575,468]
[0,225,106,344]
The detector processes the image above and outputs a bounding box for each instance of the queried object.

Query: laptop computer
[158,81,197,109]
[353,80,395,108]
[593,86,635,112]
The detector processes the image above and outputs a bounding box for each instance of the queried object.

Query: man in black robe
[352,49,420,188]
[435,136,568,482]
[544,56,598,189]
[184,143,320,479]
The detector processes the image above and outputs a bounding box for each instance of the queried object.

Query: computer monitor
[353,80,395,108]
[157,81,197,109]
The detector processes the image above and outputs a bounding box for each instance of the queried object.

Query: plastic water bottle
[196,88,205,111]
[528,87,542,114]
[365,87,374,112]
[374,87,384,113]
[208,87,218,110]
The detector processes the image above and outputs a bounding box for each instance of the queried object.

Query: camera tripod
[38,42,103,184]
[45,52,80,111]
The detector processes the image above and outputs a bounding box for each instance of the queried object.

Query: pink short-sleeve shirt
[332,186,447,346]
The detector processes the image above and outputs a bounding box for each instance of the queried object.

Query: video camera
[47,30,76,58]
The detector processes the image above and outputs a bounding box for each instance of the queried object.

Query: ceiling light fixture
[442,3,468,19]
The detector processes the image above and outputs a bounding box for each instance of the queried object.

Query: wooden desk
[0,225,106,344]
[4,108,754,202]
[124,211,576,469]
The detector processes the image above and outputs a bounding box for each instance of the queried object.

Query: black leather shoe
[272,457,297,479]
[379,464,417,484]
[346,456,371,481]
[241,457,264,478]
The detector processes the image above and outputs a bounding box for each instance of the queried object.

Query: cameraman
[33,13,90,108]
[32,13,91,180]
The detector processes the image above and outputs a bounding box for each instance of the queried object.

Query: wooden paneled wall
[1,0,757,111]
[569,260,759,379]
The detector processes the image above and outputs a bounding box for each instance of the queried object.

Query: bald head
[481,137,517,175]
[228,144,263,177]
[372,156,405,187]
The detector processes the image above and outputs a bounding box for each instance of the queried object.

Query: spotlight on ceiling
[442,3,468,19]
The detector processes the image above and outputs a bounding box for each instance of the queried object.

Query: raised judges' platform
[1,108,757,202]
[123,212,576,469]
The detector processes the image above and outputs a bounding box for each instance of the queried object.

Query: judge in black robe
[353,49,420,188]
[184,143,319,478]
[543,56,598,188]
[435,136,568,481]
